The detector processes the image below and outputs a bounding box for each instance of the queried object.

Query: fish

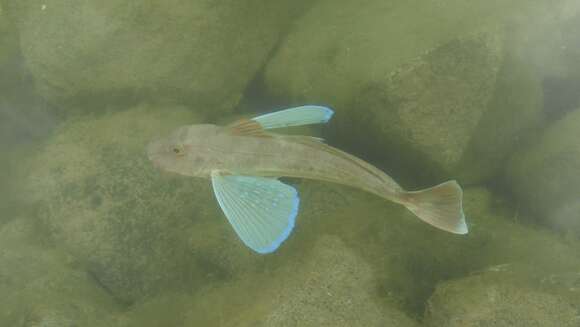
[147,105,468,254]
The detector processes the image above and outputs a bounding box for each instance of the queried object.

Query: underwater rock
[26,104,262,304]
[505,108,580,236]
[350,28,543,184]
[116,236,421,326]
[509,0,580,120]
[424,267,580,327]
[112,182,580,325]
[117,292,197,327]
[1,0,56,155]
[252,236,418,327]
[290,182,580,317]
[0,3,17,68]
[265,0,546,185]
[265,0,508,109]
[3,0,309,116]
[0,218,120,326]
[541,12,580,120]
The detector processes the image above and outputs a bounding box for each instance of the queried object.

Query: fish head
[147,124,220,177]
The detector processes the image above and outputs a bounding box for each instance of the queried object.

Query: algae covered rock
[265,0,546,184]
[4,0,309,116]
[97,176,580,326]
[424,267,580,326]
[118,236,420,327]
[26,104,260,303]
[0,2,17,68]
[505,108,580,236]
[0,218,120,326]
[0,6,55,228]
[118,292,196,327]
[530,5,580,119]
[0,0,52,146]
[253,236,418,327]
[265,0,514,109]
[292,182,580,316]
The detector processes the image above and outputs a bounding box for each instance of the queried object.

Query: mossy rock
[539,9,580,120]
[0,3,18,67]
[505,108,580,236]
[265,0,529,108]
[289,182,580,317]
[119,236,419,327]
[256,236,418,327]
[3,0,310,117]
[265,0,548,185]
[424,266,580,326]
[347,26,543,185]
[26,105,262,303]
[0,218,120,326]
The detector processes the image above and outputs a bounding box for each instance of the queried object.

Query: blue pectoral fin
[251,105,334,130]
[210,171,300,254]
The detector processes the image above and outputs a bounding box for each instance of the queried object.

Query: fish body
[148,106,467,254]
[148,123,402,202]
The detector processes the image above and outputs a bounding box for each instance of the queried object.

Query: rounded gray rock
[26,104,261,303]
[506,108,580,235]
[0,218,120,326]
[264,0,549,185]
[4,0,309,116]
[425,268,580,327]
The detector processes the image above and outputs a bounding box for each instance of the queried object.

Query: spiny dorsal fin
[228,106,334,137]
[252,105,334,129]
[227,118,272,137]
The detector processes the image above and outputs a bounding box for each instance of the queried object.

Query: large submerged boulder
[26,105,261,304]
[424,266,580,326]
[119,236,419,327]
[264,0,548,184]
[523,2,580,119]
[0,2,55,227]
[3,0,310,116]
[251,236,418,327]
[0,3,17,68]
[286,181,580,316]
[0,218,120,326]
[505,108,580,236]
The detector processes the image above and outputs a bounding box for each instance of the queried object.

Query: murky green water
[1,0,580,326]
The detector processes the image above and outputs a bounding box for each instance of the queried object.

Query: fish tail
[399,180,468,234]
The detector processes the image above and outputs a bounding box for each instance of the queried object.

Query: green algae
[0,0,579,325]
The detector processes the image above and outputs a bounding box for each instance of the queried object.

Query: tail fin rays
[402,180,468,234]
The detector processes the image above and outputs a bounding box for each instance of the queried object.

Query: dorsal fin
[228,106,333,137]
[252,105,334,130]
[227,118,272,137]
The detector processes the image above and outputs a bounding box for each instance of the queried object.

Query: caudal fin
[401,180,468,234]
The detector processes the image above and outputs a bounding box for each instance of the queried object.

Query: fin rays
[252,105,334,130]
[211,172,299,253]
[402,181,468,234]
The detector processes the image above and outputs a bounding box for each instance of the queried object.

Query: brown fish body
[148,124,404,203]
[148,120,467,235]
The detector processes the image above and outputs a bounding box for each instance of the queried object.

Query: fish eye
[170,144,186,156]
